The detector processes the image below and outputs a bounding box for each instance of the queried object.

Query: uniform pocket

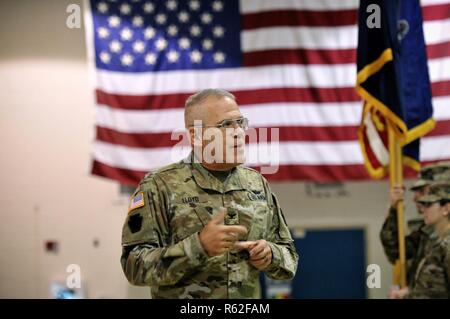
[170,208,205,244]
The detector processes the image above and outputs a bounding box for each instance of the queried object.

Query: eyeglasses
[190,117,249,130]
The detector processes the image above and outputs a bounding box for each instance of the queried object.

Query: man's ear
[188,127,202,147]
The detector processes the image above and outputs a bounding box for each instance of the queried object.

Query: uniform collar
[186,152,249,193]
[440,227,450,240]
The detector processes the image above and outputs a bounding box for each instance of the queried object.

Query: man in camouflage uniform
[120,89,299,298]
[390,181,450,299]
[380,162,450,287]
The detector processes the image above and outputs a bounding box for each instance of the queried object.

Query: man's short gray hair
[184,89,236,127]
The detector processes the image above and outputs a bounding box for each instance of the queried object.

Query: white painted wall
[0,0,419,299]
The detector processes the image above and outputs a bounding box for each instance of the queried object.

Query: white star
[109,40,122,53]
[178,37,191,49]
[155,37,168,51]
[213,51,226,64]
[143,27,156,39]
[200,12,212,24]
[212,0,224,12]
[166,0,178,11]
[178,11,189,23]
[166,50,180,63]
[133,40,146,53]
[213,26,225,38]
[190,24,201,37]
[145,53,157,65]
[99,51,111,64]
[132,16,144,27]
[121,53,134,66]
[108,15,121,28]
[190,50,202,63]
[167,24,178,36]
[119,3,132,15]
[120,27,133,41]
[97,27,110,39]
[143,2,154,13]
[97,2,109,14]
[202,38,213,50]
[155,13,167,25]
[189,0,200,11]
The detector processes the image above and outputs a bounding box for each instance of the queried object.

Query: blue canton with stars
[90,0,242,72]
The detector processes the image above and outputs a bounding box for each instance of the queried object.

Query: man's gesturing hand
[234,239,272,270]
[199,207,248,257]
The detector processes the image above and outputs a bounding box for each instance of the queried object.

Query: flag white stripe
[242,26,358,51]
[364,113,389,165]
[424,19,450,45]
[240,0,449,14]
[95,57,450,95]
[95,64,356,94]
[241,20,450,52]
[421,136,450,160]
[95,102,362,133]
[95,96,450,133]
[240,0,359,13]
[92,135,450,171]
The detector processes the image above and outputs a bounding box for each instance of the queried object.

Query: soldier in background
[390,182,450,298]
[120,89,298,298]
[380,162,450,290]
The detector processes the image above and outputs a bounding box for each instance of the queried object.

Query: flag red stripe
[241,4,448,30]
[96,87,361,110]
[242,9,357,29]
[431,80,450,96]
[91,159,371,186]
[91,155,442,187]
[427,41,450,59]
[96,79,448,110]
[95,120,450,149]
[430,119,450,135]
[421,3,450,21]
[243,48,356,66]
[95,125,361,148]
[242,42,449,67]
[92,160,145,186]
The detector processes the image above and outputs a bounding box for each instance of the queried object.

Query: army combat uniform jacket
[121,155,299,299]
[405,229,450,299]
[380,207,436,287]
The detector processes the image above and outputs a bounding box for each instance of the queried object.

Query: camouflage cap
[409,179,429,191]
[417,181,450,203]
[420,161,450,182]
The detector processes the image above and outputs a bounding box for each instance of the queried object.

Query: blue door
[261,228,367,299]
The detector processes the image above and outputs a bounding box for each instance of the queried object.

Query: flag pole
[387,120,407,288]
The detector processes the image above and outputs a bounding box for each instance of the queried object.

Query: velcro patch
[128,192,145,213]
[128,213,143,233]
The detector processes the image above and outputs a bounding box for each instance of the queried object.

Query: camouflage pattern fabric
[380,208,436,287]
[405,229,450,299]
[121,153,299,299]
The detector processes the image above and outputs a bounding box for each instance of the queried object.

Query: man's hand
[390,184,405,207]
[234,239,272,270]
[389,286,409,299]
[199,207,248,257]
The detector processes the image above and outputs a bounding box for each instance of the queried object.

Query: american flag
[84,0,450,185]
